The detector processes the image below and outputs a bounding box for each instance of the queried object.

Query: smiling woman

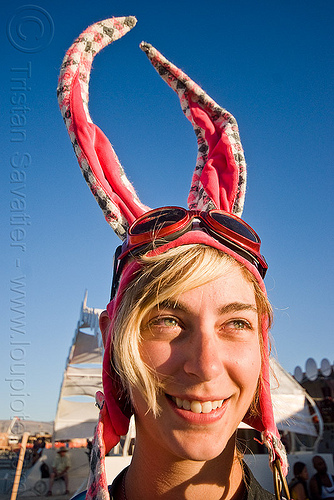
[110,245,269,421]
[57,15,289,500]
[107,247,262,475]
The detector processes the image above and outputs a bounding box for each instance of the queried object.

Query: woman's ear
[57,17,149,240]
[99,310,111,348]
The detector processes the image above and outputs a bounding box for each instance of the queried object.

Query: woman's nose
[183,326,223,382]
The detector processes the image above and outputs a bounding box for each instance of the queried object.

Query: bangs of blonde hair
[112,244,272,416]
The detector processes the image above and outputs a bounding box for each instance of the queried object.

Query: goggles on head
[110,206,268,299]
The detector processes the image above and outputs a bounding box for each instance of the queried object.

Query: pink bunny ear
[57,17,150,240]
[140,42,247,216]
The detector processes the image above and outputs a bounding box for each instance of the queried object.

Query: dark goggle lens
[210,212,258,242]
[131,208,186,235]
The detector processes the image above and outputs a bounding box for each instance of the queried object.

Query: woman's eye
[162,318,178,327]
[233,319,250,329]
[142,315,183,340]
[150,317,179,328]
[224,319,252,331]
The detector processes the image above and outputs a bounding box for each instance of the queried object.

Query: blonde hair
[112,244,272,416]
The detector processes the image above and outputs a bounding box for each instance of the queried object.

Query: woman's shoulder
[70,492,86,500]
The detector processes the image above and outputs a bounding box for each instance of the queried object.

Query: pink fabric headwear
[57,16,288,499]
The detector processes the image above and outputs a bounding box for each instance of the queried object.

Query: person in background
[47,447,70,496]
[31,437,44,465]
[310,456,334,500]
[289,462,309,500]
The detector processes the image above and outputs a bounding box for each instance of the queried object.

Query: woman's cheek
[229,344,261,385]
[140,340,176,374]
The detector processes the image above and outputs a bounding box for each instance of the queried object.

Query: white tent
[270,358,318,436]
[239,357,319,438]
[53,292,103,441]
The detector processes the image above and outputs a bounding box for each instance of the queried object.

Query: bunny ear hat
[57,16,288,499]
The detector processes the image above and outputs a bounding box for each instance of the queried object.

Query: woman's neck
[124,435,244,500]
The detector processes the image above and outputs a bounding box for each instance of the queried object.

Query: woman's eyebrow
[218,302,257,314]
[156,300,257,314]
[156,299,189,313]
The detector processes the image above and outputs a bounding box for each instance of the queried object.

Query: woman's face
[300,466,309,480]
[132,262,262,462]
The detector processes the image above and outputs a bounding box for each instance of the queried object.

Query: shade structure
[53,292,104,441]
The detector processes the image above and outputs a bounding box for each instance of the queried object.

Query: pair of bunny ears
[57,16,247,239]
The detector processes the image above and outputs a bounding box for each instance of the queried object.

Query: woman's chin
[165,428,235,463]
[174,445,227,462]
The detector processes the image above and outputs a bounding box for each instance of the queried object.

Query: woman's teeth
[171,396,224,414]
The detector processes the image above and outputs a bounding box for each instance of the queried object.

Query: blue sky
[1,0,333,422]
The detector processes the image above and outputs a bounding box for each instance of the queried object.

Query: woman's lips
[165,394,230,423]
[171,396,225,414]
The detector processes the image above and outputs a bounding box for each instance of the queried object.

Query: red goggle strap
[140,43,247,217]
